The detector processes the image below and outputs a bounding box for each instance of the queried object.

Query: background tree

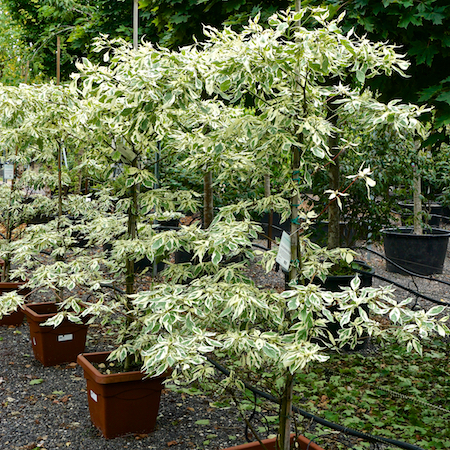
[0,0,291,81]
[322,0,450,133]
[0,5,40,84]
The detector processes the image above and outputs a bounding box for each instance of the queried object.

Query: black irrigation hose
[99,283,126,295]
[356,246,450,287]
[206,356,426,450]
[363,270,449,306]
[355,247,450,306]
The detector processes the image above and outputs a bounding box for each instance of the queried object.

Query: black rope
[357,246,450,287]
[206,356,426,450]
[252,242,449,305]
[244,391,260,442]
[354,268,449,306]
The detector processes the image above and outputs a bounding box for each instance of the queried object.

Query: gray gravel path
[1,237,449,450]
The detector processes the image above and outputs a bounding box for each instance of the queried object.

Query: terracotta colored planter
[222,434,325,450]
[23,302,88,366]
[77,351,166,439]
[0,281,31,326]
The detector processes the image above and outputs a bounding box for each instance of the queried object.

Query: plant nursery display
[0,6,449,450]
[381,138,450,275]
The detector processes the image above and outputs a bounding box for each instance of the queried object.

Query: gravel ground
[1,236,449,450]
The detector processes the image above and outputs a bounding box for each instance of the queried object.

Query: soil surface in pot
[1,240,449,450]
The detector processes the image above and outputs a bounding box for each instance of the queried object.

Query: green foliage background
[0,0,289,82]
[324,0,450,130]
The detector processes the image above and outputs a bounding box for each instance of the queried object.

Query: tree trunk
[264,173,273,249]
[289,147,301,284]
[124,157,139,371]
[278,372,294,450]
[279,4,301,448]
[327,111,340,250]
[203,171,214,229]
[56,141,64,303]
[126,161,139,297]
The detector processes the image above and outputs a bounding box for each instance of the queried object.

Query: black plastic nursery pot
[382,227,450,275]
[312,261,373,351]
[316,261,374,292]
[259,212,290,239]
[309,221,356,248]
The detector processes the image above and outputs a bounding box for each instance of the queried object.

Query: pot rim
[381,226,450,237]
[77,351,169,385]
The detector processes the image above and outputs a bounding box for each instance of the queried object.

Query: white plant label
[3,164,14,180]
[90,390,98,402]
[57,333,73,342]
[276,231,291,272]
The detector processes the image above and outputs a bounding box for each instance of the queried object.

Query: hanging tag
[276,231,291,272]
[4,164,14,180]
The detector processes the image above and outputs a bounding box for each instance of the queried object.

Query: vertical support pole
[133,0,139,50]
[413,166,422,235]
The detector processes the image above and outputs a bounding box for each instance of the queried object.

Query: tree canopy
[0,0,289,82]
[323,0,450,131]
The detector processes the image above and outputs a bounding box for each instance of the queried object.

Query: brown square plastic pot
[222,434,325,450]
[0,281,31,326]
[77,351,166,439]
[23,302,88,366]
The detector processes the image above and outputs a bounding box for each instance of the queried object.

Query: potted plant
[3,9,447,448]
[382,139,450,275]
[0,83,102,361]
[68,8,450,449]
[0,182,32,326]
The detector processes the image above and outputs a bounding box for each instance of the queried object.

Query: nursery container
[23,302,89,366]
[222,434,325,450]
[77,351,166,439]
[382,227,450,275]
[0,281,30,326]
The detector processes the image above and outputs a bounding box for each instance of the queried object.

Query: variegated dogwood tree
[0,7,448,450]
[0,82,97,283]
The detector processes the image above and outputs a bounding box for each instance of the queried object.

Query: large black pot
[313,261,373,351]
[317,260,374,292]
[382,227,450,275]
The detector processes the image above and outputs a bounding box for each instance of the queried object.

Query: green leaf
[436,91,450,105]
[211,251,222,265]
[29,379,44,385]
[195,419,210,425]
[355,70,365,84]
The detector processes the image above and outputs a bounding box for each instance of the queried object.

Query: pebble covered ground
[1,236,449,450]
